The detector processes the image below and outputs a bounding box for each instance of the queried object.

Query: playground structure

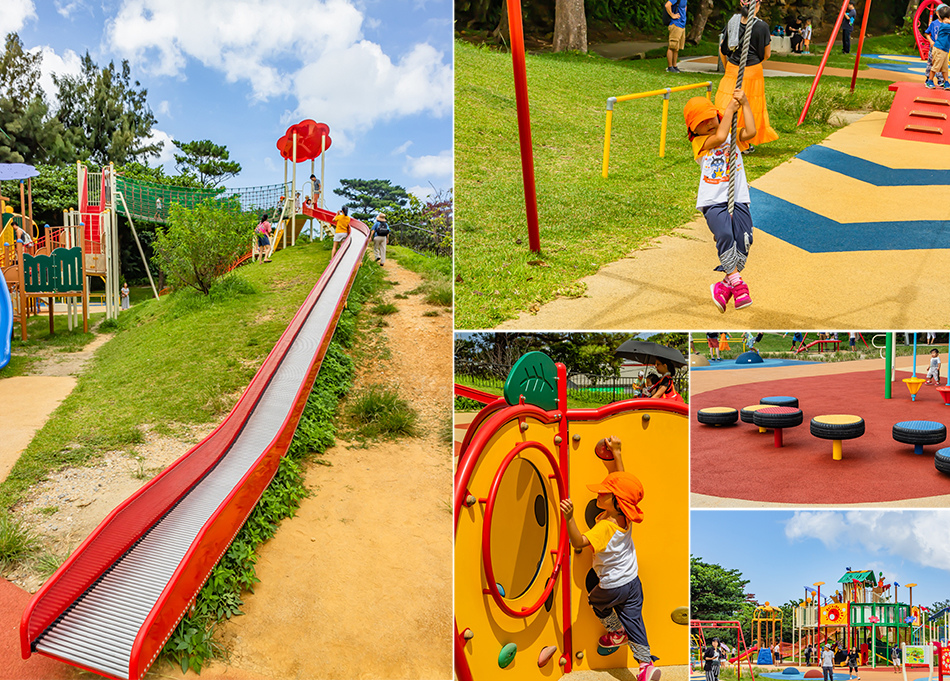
[690,619,756,679]
[753,603,784,664]
[19,204,370,679]
[454,350,688,681]
[791,570,931,668]
[601,81,712,177]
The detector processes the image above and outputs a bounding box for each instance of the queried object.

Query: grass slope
[455,41,894,328]
[0,239,353,510]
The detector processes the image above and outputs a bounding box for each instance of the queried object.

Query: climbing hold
[464,495,476,507]
[463,628,474,640]
[642,413,651,423]
[559,656,567,666]
[671,606,689,625]
[538,645,558,667]
[499,642,518,668]
[497,583,506,597]
[520,422,529,432]
[554,435,562,445]
[594,438,614,460]
[572,433,581,442]
[576,651,585,660]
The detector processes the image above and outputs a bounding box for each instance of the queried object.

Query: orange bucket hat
[586,471,645,523]
[683,96,719,133]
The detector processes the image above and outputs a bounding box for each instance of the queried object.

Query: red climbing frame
[914,0,941,60]
[691,620,756,680]
[798,0,862,125]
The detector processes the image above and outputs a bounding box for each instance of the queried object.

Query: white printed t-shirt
[693,133,750,209]
[584,512,638,590]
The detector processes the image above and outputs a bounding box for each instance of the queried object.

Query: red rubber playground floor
[0,579,75,679]
[691,357,950,506]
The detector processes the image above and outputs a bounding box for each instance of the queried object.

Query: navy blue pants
[589,576,651,663]
[702,201,753,274]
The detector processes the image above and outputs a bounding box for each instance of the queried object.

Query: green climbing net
[114,175,287,225]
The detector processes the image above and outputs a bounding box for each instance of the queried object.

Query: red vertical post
[798,0,852,125]
[556,362,572,671]
[506,0,541,253]
[850,0,873,92]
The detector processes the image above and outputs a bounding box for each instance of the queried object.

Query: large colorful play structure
[790,570,933,668]
[454,350,688,680]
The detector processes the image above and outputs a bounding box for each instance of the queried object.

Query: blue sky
[4,0,452,202]
[692,511,950,610]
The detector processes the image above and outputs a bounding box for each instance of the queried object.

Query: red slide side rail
[21,220,369,676]
[453,383,498,404]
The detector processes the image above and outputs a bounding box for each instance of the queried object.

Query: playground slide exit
[0,275,11,369]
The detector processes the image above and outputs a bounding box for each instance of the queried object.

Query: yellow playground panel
[455,370,688,681]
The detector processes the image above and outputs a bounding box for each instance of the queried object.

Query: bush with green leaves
[153,199,255,295]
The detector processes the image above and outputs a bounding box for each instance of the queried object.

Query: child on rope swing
[559,438,661,681]
[684,88,757,312]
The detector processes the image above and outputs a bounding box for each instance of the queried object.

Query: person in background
[802,17,813,54]
[842,2,856,53]
[120,281,130,310]
[310,173,322,206]
[331,206,350,259]
[370,213,390,265]
[665,0,688,73]
[704,638,723,681]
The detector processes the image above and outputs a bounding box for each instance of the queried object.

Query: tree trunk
[465,0,492,28]
[688,0,715,43]
[553,0,587,52]
[493,5,510,45]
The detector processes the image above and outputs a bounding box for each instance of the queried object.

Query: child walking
[925,4,950,89]
[926,348,942,386]
[684,90,758,312]
[559,438,660,681]
[802,18,813,53]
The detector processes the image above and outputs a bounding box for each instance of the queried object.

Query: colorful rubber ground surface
[500,112,950,330]
[693,358,820,371]
[691,357,950,505]
[0,580,74,679]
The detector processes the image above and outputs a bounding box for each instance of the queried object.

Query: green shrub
[348,385,419,439]
[0,511,38,564]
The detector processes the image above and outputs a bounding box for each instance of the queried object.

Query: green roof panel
[838,570,876,584]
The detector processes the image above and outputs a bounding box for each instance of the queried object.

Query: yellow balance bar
[602,80,712,178]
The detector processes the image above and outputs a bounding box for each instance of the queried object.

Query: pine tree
[173,139,242,187]
[333,178,410,222]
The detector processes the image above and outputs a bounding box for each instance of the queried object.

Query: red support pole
[506,0,541,253]
[557,362,572,672]
[850,0,873,92]
[798,0,852,125]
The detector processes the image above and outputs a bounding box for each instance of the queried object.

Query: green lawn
[0,239,381,510]
[690,332,937,362]
[454,40,895,328]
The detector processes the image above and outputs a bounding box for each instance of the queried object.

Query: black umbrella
[614,339,687,369]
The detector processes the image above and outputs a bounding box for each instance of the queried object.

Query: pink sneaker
[598,630,628,648]
[638,664,662,681]
[710,281,732,313]
[732,280,752,309]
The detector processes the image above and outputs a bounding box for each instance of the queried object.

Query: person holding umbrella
[615,339,686,403]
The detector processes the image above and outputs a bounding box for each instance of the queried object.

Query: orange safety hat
[683,96,719,133]
[585,471,645,523]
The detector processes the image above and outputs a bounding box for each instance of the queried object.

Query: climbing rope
[728,0,757,216]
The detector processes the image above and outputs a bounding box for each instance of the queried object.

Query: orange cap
[684,96,719,133]
[585,471,645,523]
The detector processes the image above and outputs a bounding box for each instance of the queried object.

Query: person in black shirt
[786,15,803,53]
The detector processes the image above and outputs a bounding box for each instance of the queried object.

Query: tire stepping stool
[810,415,865,461]
[697,407,739,426]
[893,420,947,455]
[936,448,950,474]
[741,405,773,433]
[760,396,799,408]
[752,407,803,448]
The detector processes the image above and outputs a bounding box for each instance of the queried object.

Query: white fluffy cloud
[405,149,452,179]
[1,0,36,35]
[30,46,82,110]
[147,128,176,166]
[106,0,451,150]
[407,184,434,202]
[785,511,950,573]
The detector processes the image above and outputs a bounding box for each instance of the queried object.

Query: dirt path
[186,257,454,680]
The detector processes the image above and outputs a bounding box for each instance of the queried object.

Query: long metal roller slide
[20,210,369,679]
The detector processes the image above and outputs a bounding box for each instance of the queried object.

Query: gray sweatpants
[701,201,753,274]
[373,236,387,264]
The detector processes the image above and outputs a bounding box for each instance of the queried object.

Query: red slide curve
[20,214,370,679]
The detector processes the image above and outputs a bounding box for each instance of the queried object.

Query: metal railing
[602,81,713,178]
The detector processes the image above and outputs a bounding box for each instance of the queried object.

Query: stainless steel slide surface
[30,225,369,678]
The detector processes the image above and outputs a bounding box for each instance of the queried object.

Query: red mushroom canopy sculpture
[276,120,332,162]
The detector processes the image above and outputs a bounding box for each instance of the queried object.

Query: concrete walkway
[589,41,666,60]
[499,113,950,330]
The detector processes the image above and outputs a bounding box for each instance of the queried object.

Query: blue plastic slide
[0,277,11,369]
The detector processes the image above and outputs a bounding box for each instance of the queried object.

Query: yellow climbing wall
[455,402,688,680]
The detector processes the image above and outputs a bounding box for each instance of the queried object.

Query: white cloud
[30,46,82,110]
[405,149,452,179]
[263,157,277,172]
[785,511,950,574]
[157,100,171,118]
[407,184,434,202]
[146,128,176,166]
[0,0,36,35]
[54,0,84,18]
[392,140,413,155]
[106,0,452,150]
